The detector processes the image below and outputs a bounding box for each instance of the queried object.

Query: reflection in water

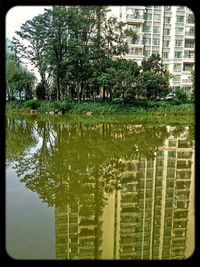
[6,116,194,260]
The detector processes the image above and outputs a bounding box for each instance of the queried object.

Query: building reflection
[55,126,194,260]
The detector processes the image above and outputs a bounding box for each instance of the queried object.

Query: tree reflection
[6,116,194,259]
[6,117,37,165]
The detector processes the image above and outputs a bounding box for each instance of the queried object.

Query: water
[6,114,195,260]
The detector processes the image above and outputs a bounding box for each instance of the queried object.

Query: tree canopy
[10,6,172,103]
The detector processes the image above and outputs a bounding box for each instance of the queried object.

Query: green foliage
[6,52,35,101]
[12,6,136,102]
[7,100,194,117]
[112,98,124,104]
[6,100,22,109]
[137,71,170,100]
[174,87,188,102]
[190,69,195,101]
[36,83,46,100]
[146,100,158,108]
[23,99,40,110]
[141,53,164,73]
[53,100,73,111]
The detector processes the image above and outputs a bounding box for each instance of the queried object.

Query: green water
[6,114,195,260]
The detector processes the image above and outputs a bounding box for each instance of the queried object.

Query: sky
[6,6,52,81]
[6,6,52,39]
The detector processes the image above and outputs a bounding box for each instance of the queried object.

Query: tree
[93,16,137,100]
[12,12,52,98]
[6,53,35,101]
[12,6,138,102]
[137,71,170,100]
[111,59,139,102]
[190,69,195,100]
[141,53,165,73]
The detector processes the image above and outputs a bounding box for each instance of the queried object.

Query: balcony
[186,14,195,24]
[185,31,195,39]
[183,57,194,64]
[182,79,192,84]
[126,14,144,24]
[186,19,195,24]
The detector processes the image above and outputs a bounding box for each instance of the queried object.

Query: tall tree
[137,71,170,100]
[6,52,35,101]
[12,13,51,98]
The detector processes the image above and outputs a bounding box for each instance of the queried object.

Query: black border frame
[1,0,199,266]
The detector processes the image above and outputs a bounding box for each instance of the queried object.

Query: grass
[6,99,194,119]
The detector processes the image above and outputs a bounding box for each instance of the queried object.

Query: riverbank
[6,100,194,116]
[6,101,194,125]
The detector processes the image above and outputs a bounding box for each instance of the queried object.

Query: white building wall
[108,5,195,91]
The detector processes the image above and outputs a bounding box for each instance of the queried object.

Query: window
[185,40,194,48]
[164,17,171,23]
[163,52,169,58]
[176,28,184,34]
[165,6,171,11]
[168,151,176,157]
[174,63,182,71]
[144,26,151,32]
[144,50,151,57]
[163,40,170,47]
[153,39,160,45]
[184,51,194,59]
[129,47,143,55]
[144,38,151,45]
[176,16,184,23]
[154,14,161,21]
[186,14,194,24]
[173,75,181,82]
[164,64,169,71]
[154,6,161,11]
[135,47,143,55]
[152,48,159,54]
[145,13,152,20]
[183,63,194,71]
[174,51,182,58]
[185,26,195,36]
[177,6,185,11]
[153,26,160,33]
[164,29,170,35]
[175,40,183,47]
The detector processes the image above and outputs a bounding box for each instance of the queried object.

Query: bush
[62,101,73,111]
[174,87,188,102]
[6,100,22,109]
[146,100,158,108]
[23,99,40,109]
[112,98,124,104]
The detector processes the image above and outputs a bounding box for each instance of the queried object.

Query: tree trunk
[56,75,60,101]
[103,87,105,100]
[77,83,82,104]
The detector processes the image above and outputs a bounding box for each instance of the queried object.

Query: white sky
[6,6,52,39]
[6,6,52,81]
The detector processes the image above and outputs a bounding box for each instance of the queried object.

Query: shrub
[6,100,21,109]
[146,100,158,108]
[174,87,188,102]
[112,98,124,104]
[23,99,40,109]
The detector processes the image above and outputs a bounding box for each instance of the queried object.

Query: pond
[6,114,195,260]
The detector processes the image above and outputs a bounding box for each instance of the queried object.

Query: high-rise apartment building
[115,125,194,259]
[108,6,195,93]
[55,125,194,260]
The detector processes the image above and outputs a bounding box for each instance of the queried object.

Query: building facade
[55,125,194,260]
[109,6,195,93]
[116,126,194,259]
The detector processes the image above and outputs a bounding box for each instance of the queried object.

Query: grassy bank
[6,99,194,116]
[6,100,194,125]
